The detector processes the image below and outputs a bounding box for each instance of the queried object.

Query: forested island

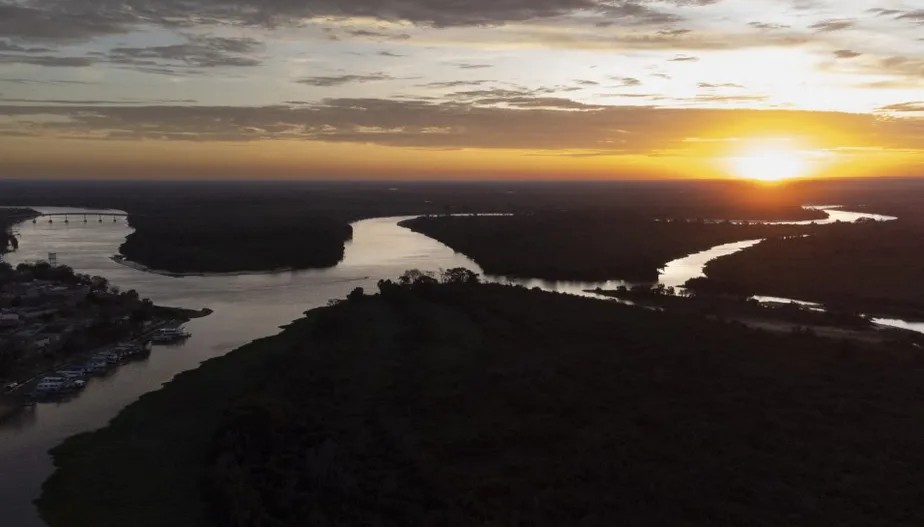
[402,213,811,281]
[119,212,353,274]
[687,220,924,318]
[38,271,924,526]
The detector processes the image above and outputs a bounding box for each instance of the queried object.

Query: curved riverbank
[110,255,297,278]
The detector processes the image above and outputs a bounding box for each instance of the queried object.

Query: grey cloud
[691,94,767,102]
[897,11,924,23]
[343,29,411,40]
[748,22,789,30]
[868,8,904,17]
[298,73,394,86]
[610,76,642,86]
[657,28,691,36]
[1,100,920,153]
[0,54,95,67]
[417,80,491,88]
[378,51,405,57]
[808,19,855,32]
[698,82,745,88]
[575,79,600,85]
[0,0,726,41]
[833,49,861,59]
[0,4,134,41]
[668,55,698,62]
[594,2,685,26]
[452,63,494,69]
[470,96,606,110]
[879,102,924,112]
[3,97,197,104]
[0,77,96,84]
[108,36,262,69]
[0,40,52,52]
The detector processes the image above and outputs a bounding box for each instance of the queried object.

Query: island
[37,269,924,526]
[401,213,812,281]
[118,211,354,275]
[686,219,924,319]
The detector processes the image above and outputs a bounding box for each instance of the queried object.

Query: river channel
[0,205,911,526]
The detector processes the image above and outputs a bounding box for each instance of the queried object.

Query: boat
[151,326,191,343]
[34,376,72,394]
[57,368,88,380]
[84,359,110,375]
[94,351,122,365]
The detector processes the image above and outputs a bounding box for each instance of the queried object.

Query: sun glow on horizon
[726,140,812,182]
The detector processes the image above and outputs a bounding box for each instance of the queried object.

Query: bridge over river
[23,212,128,224]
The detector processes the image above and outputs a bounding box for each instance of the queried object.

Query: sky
[1,0,923,179]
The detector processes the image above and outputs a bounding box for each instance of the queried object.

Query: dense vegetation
[39,272,924,526]
[119,212,353,274]
[598,283,874,329]
[402,214,810,280]
[0,180,820,273]
[689,220,924,318]
[0,208,38,253]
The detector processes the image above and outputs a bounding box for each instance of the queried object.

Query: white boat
[35,376,70,393]
[84,360,110,374]
[152,326,191,343]
[57,369,88,380]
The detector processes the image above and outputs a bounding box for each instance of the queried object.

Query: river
[0,205,907,526]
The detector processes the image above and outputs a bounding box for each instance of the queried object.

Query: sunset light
[727,143,811,182]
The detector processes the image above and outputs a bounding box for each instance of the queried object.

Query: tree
[440,267,480,285]
[347,287,365,302]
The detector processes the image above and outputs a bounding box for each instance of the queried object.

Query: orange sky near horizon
[2,0,923,180]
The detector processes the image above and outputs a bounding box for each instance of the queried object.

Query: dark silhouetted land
[38,273,924,527]
[688,220,924,318]
[402,213,810,280]
[0,180,821,274]
[1,208,38,253]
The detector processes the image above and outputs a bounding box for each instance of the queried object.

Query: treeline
[203,273,924,526]
[0,180,822,274]
[0,208,39,253]
[689,220,924,318]
[119,211,353,274]
[402,213,811,281]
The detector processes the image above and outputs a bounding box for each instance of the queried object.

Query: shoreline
[0,305,213,416]
[109,255,296,278]
[588,288,924,340]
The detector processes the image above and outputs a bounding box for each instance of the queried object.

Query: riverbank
[687,220,924,320]
[590,287,923,344]
[36,278,924,526]
[1,208,40,253]
[110,255,296,278]
[0,304,212,410]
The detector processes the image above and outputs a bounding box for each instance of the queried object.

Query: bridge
[6,212,130,224]
[31,213,128,224]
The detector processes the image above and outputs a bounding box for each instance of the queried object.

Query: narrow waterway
[0,205,907,526]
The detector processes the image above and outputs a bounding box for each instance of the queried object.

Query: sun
[727,143,810,182]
